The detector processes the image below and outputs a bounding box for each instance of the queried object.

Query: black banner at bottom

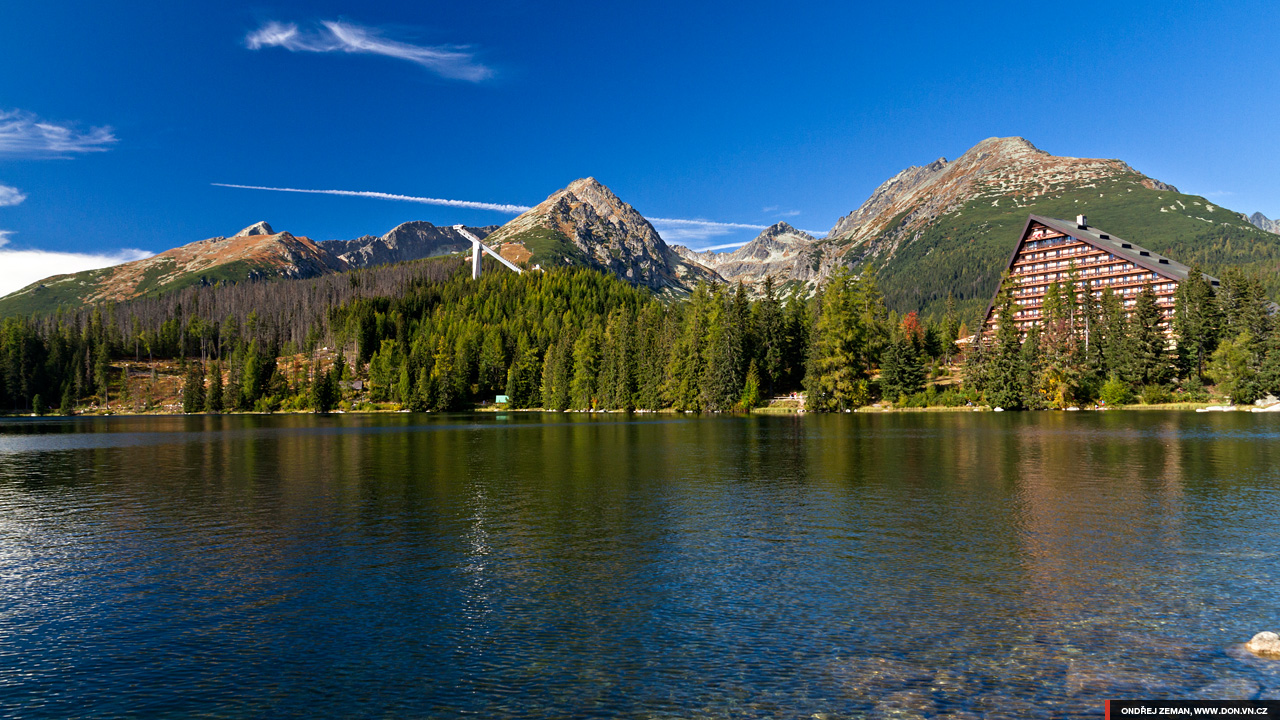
[1108,700,1280,717]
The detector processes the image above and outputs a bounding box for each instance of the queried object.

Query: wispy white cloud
[212,182,825,250]
[0,184,25,207]
[0,110,117,156]
[699,240,751,251]
[761,205,801,217]
[648,219,751,244]
[212,183,531,213]
[0,232,151,298]
[245,20,493,82]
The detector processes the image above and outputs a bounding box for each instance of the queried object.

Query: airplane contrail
[211,182,823,240]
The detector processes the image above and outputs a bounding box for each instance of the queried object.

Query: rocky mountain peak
[760,221,800,237]
[484,178,721,293]
[966,136,1044,157]
[1250,212,1280,235]
[234,221,275,237]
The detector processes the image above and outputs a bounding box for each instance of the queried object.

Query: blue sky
[0,1,1277,294]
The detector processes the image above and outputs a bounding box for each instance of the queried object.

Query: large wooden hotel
[983,214,1218,335]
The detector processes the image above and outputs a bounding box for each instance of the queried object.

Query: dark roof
[1026,214,1219,285]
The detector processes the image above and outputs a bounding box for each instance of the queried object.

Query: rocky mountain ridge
[4,225,349,311]
[0,221,496,317]
[826,137,1170,247]
[672,222,820,294]
[321,221,498,268]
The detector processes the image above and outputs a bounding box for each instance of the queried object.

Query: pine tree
[477,328,507,394]
[879,336,906,403]
[739,359,762,409]
[569,325,602,410]
[505,336,541,409]
[541,329,575,411]
[310,361,338,413]
[207,361,224,412]
[1020,324,1045,409]
[667,287,708,410]
[1173,265,1221,381]
[395,365,412,405]
[805,269,869,411]
[756,275,786,393]
[430,337,457,412]
[1127,284,1170,388]
[701,288,743,412]
[634,303,667,410]
[59,384,74,415]
[182,362,205,413]
[984,280,1025,410]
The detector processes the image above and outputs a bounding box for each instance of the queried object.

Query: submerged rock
[1247,632,1280,658]
[1195,677,1259,699]
[834,656,933,699]
[972,695,1051,719]
[1064,659,1180,695]
[1116,631,1206,661]
[930,669,971,696]
[870,689,936,719]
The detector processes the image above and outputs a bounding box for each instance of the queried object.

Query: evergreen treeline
[0,255,974,414]
[6,252,1268,415]
[964,266,1280,408]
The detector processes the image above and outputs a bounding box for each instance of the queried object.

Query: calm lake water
[1,411,1278,718]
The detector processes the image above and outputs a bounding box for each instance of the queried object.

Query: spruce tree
[879,336,905,402]
[477,329,507,394]
[984,281,1025,410]
[207,361,224,412]
[805,269,869,411]
[1128,284,1170,388]
[569,325,602,410]
[701,289,743,412]
[739,359,762,409]
[756,276,785,393]
[182,362,205,413]
[430,337,457,412]
[1172,265,1220,380]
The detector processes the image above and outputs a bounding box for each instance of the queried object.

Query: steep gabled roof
[1025,214,1218,285]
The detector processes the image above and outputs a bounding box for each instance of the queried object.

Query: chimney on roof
[1076,215,1087,229]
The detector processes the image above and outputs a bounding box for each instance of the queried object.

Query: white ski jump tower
[455,225,523,280]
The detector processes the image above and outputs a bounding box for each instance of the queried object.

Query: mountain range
[2,136,1278,321]
[0,220,498,317]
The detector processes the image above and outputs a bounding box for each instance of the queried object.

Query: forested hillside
[0,253,968,415]
[4,246,1278,416]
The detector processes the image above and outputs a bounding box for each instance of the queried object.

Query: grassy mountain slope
[0,226,349,318]
[859,177,1278,323]
[807,137,1280,324]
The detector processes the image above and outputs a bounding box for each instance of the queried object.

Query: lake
[0,411,1278,718]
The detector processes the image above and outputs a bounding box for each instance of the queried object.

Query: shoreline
[1,401,1262,419]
